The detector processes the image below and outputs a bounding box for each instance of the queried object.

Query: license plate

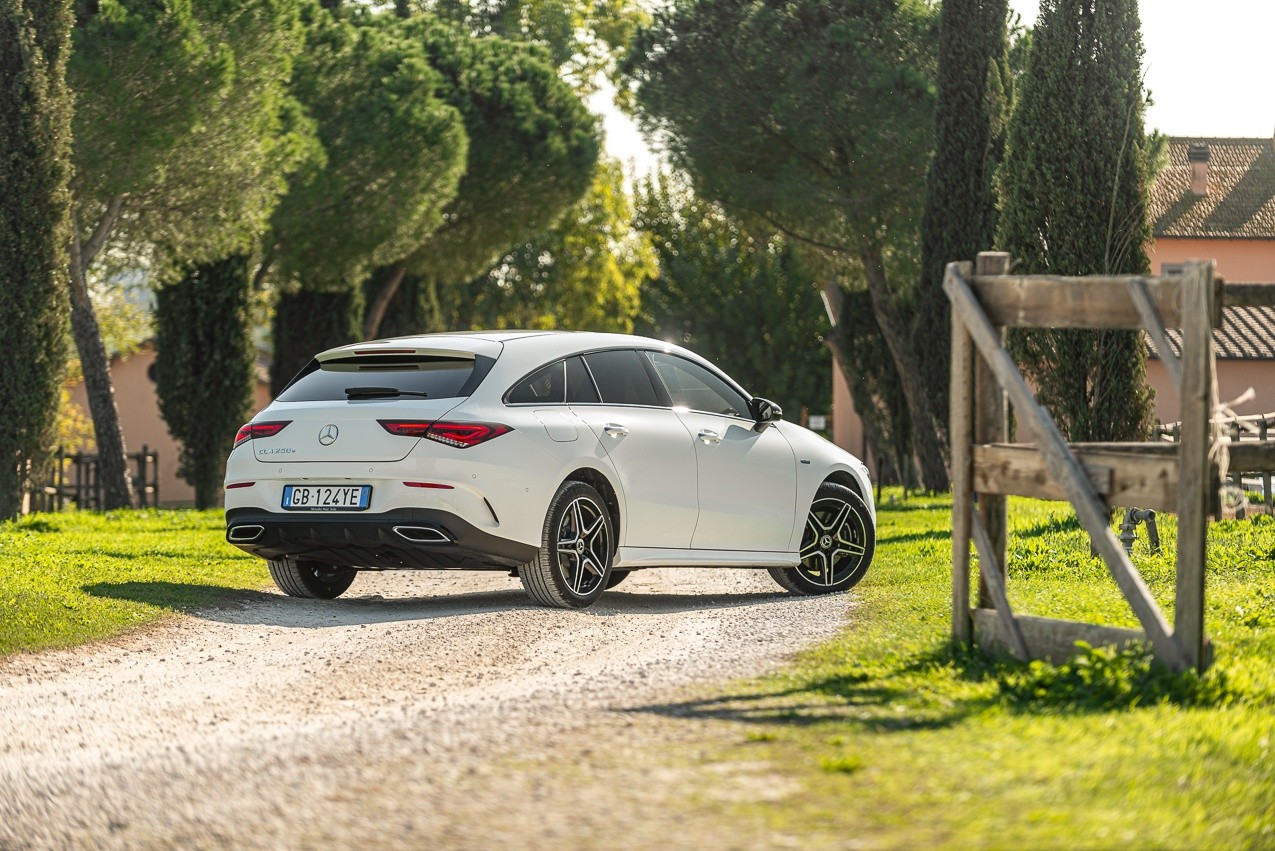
[281,485,371,511]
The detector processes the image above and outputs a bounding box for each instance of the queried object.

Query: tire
[605,569,631,590]
[268,557,357,599]
[769,483,875,595]
[520,481,616,609]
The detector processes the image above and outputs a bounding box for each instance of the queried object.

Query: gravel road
[0,568,851,849]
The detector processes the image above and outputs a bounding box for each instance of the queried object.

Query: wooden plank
[1228,441,1275,473]
[967,274,1218,329]
[974,252,1009,610]
[972,609,1146,665]
[970,509,1029,660]
[1127,277,1183,392]
[1222,282,1275,309]
[1176,260,1218,671]
[950,262,975,646]
[943,262,1191,671]
[972,444,1179,512]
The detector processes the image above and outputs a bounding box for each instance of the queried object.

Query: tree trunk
[194,478,217,511]
[362,262,408,340]
[67,207,135,510]
[822,320,900,487]
[858,241,951,492]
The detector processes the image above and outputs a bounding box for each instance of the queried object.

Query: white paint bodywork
[224,331,875,568]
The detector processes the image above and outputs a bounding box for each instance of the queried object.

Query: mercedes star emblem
[318,424,339,446]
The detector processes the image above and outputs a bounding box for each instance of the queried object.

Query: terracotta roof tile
[1150,138,1275,239]
[1147,305,1275,361]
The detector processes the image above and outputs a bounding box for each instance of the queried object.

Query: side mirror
[748,397,783,430]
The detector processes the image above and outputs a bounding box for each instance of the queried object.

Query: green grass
[681,492,1275,849]
[0,510,267,656]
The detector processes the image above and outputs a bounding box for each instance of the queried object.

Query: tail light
[378,420,511,448]
[233,421,291,449]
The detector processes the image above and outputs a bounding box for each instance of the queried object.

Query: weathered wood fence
[26,446,160,512]
[946,253,1275,672]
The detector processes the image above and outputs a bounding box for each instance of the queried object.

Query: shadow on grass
[879,528,951,546]
[1014,513,1083,539]
[627,643,1002,734]
[82,581,800,629]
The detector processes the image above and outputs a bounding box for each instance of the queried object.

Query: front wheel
[520,481,616,609]
[268,558,357,599]
[769,484,875,595]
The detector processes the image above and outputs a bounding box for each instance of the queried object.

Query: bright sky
[599,0,1275,172]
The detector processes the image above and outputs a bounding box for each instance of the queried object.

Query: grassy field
[673,492,1275,848]
[0,510,266,656]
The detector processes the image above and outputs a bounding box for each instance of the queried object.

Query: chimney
[1188,143,1210,196]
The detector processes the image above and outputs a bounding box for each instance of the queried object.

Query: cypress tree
[0,0,74,518]
[270,288,363,396]
[914,0,1010,449]
[996,0,1155,442]
[155,256,256,509]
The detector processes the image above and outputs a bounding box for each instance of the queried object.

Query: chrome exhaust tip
[227,524,265,543]
[392,525,451,544]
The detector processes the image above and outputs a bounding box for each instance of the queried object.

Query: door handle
[697,429,722,444]
[603,423,629,437]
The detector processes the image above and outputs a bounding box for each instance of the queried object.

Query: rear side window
[582,350,665,407]
[566,356,600,403]
[507,361,565,404]
[276,355,492,402]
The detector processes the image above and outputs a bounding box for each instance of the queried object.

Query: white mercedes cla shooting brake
[225,332,876,608]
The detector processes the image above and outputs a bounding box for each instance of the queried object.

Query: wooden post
[974,252,1010,608]
[950,261,975,646]
[1175,259,1217,671]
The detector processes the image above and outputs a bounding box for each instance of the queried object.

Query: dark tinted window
[582,350,664,407]
[276,356,489,402]
[507,361,565,404]
[565,356,600,403]
[646,352,749,417]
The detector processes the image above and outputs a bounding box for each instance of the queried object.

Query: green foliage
[996,0,1156,441]
[155,256,256,509]
[433,159,650,334]
[399,16,599,287]
[270,287,363,395]
[71,0,312,267]
[627,0,950,491]
[269,9,467,287]
[634,174,830,419]
[0,0,74,518]
[913,0,1010,444]
[0,510,266,656]
[999,641,1235,710]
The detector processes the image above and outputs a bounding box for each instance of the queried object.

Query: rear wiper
[345,387,429,400]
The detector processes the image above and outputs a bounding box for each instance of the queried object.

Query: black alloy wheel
[769,483,875,595]
[520,481,615,609]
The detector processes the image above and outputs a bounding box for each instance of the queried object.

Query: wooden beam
[967,274,1224,330]
[1126,277,1182,392]
[972,609,1146,665]
[972,444,1179,512]
[974,252,1009,610]
[950,261,975,646]
[1222,282,1275,309]
[1228,441,1275,473]
[1176,260,1218,671]
[943,262,1190,671]
[970,509,1029,660]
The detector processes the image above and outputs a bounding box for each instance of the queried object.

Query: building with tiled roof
[1145,136,1275,421]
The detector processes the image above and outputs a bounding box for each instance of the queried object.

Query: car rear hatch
[251,340,501,464]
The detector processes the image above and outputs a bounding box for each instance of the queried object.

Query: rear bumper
[224,507,537,570]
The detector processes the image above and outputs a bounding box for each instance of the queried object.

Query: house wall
[1146,358,1275,424]
[1149,238,1275,281]
[69,346,272,507]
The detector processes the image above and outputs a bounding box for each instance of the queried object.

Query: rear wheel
[520,481,615,609]
[769,484,874,595]
[268,557,357,599]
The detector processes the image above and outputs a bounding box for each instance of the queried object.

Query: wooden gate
[946,253,1275,672]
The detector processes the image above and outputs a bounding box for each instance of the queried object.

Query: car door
[570,350,699,549]
[644,352,797,552]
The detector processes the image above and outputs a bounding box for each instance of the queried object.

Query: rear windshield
[276,355,494,402]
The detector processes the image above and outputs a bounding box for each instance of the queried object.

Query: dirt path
[0,568,850,849]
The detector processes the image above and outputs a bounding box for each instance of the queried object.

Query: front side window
[581,350,665,407]
[645,352,749,418]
